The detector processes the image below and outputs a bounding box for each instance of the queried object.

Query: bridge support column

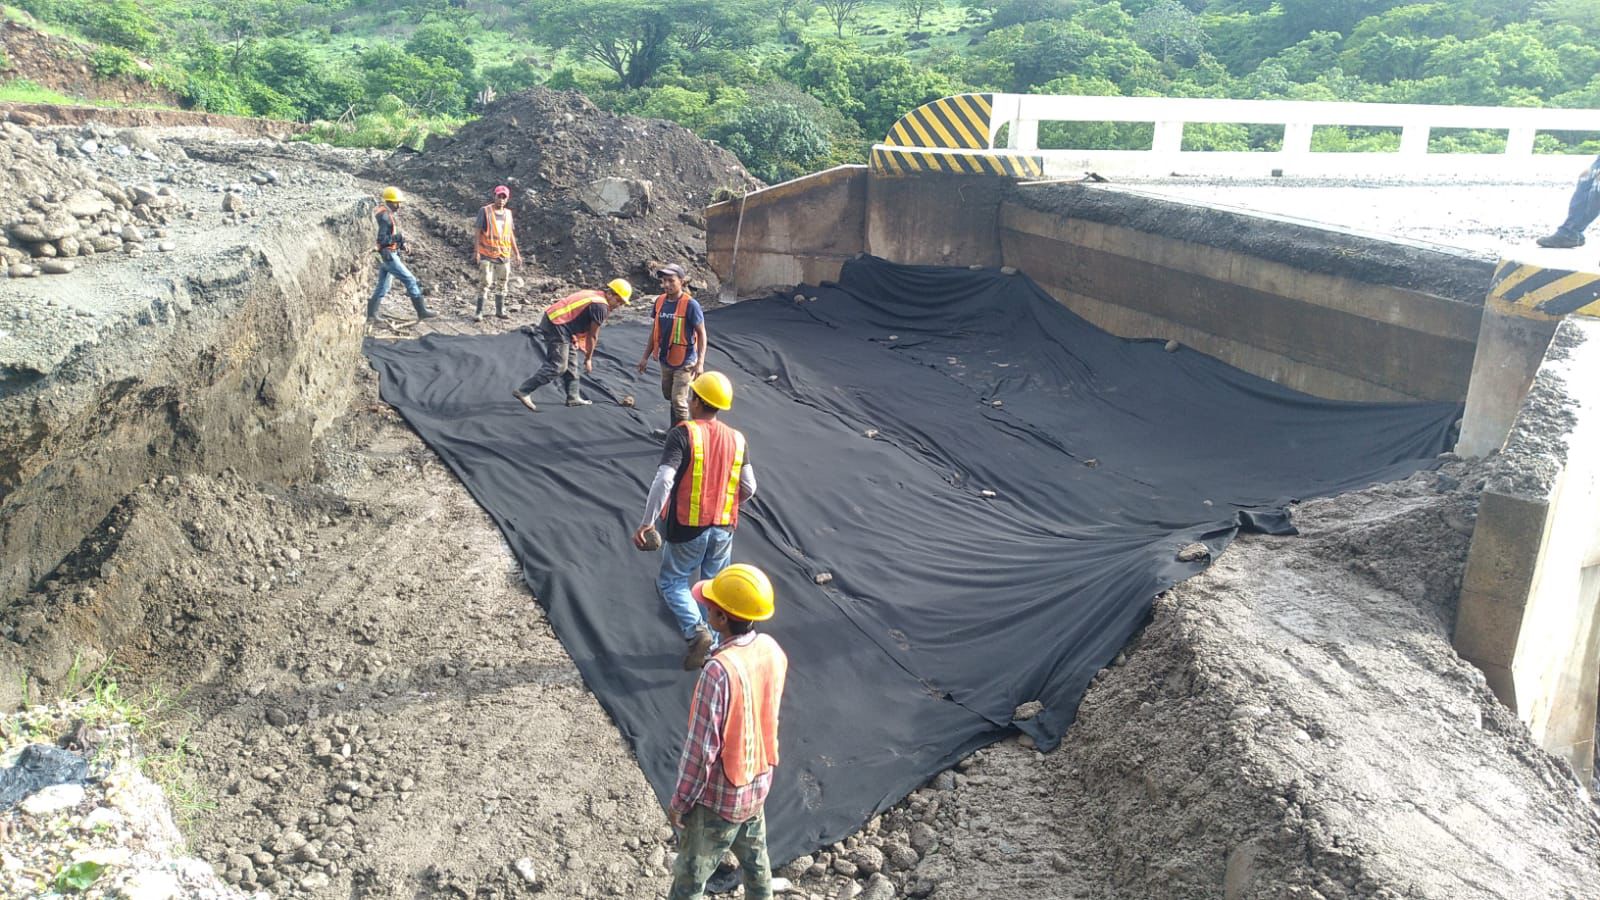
[1456,314,1600,784]
[1457,300,1559,457]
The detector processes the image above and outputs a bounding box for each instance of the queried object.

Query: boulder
[9,211,78,243]
[130,185,172,208]
[62,189,111,218]
[40,259,75,275]
[576,177,652,218]
[56,236,80,258]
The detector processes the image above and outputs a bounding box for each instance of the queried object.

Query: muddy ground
[5,104,1600,899]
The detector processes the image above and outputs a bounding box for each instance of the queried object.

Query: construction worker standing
[367,187,436,325]
[511,278,633,411]
[632,372,756,669]
[473,185,524,322]
[635,263,706,428]
[666,563,787,900]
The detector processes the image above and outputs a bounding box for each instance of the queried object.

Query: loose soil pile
[382,87,760,301]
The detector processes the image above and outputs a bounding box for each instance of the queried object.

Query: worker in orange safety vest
[632,372,756,670]
[665,563,787,900]
[635,263,706,430]
[512,278,633,411]
[473,184,524,322]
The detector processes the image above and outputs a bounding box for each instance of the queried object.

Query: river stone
[40,259,76,274]
[62,189,110,218]
[10,212,78,243]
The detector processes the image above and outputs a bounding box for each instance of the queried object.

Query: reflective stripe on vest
[544,290,604,325]
[675,419,745,528]
[711,635,787,787]
[376,207,400,250]
[477,205,514,258]
[652,292,693,368]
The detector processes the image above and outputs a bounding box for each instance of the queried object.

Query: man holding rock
[473,184,523,322]
[633,372,756,669]
[367,186,436,326]
[636,263,706,429]
[511,278,633,411]
[667,563,787,900]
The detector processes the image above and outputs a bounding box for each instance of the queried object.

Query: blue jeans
[367,251,427,319]
[1554,154,1600,240]
[658,526,733,639]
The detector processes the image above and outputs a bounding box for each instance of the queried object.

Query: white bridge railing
[983,94,1600,179]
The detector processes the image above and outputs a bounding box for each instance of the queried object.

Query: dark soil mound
[384,87,759,295]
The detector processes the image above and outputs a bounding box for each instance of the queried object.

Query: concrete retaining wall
[706,165,867,291]
[1454,316,1600,781]
[708,171,1494,403]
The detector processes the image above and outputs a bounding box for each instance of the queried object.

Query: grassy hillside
[3,0,1596,179]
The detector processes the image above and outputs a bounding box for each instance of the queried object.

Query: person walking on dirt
[1536,154,1600,250]
[635,263,706,429]
[666,563,787,900]
[367,186,437,325]
[473,185,524,322]
[511,278,634,411]
[632,372,756,670]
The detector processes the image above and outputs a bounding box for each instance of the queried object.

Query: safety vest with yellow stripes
[476,204,515,260]
[543,290,608,355]
[702,634,787,787]
[672,419,746,529]
[650,292,694,368]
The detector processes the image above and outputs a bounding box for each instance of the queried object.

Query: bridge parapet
[875,93,1600,179]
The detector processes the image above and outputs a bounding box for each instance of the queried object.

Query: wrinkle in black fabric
[364,256,1460,867]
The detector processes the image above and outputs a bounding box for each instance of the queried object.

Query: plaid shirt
[669,633,775,822]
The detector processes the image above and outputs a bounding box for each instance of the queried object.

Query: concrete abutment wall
[707,167,1600,782]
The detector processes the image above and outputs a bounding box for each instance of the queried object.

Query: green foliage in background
[6,0,1597,171]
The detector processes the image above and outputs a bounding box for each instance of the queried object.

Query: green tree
[1135,0,1205,65]
[532,0,766,89]
[359,42,467,114]
[712,86,834,181]
[817,0,869,37]
[898,0,946,31]
[776,0,817,37]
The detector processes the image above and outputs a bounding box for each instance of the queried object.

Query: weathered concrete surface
[866,171,1011,268]
[1455,316,1600,781]
[0,190,371,610]
[1457,301,1561,457]
[706,165,866,295]
[1006,183,1492,402]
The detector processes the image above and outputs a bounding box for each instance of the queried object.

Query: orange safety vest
[649,292,695,368]
[672,419,746,529]
[376,207,401,250]
[476,204,515,259]
[704,634,787,787]
[543,289,607,356]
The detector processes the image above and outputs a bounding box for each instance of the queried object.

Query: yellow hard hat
[381,186,403,203]
[606,278,633,303]
[692,564,775,621]
[691,371,733,410]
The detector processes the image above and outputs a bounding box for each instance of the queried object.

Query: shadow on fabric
[364,256,1460,872]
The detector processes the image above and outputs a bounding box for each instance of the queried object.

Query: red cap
[690,579,712,607]
[493,185,510,197]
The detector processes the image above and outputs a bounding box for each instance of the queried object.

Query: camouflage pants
[668,805,772,900]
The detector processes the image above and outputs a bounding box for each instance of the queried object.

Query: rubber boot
[412,295,438,320]
[1536,229,1585,249]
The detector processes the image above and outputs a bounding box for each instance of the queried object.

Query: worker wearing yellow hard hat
[511,278,634,411]
[633,371,756,669]
[367,185,437,327]
[667,562,787,899]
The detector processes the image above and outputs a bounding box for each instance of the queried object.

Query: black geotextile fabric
[364,255,1461,866]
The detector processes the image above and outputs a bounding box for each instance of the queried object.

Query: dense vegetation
[5,0,1598,178]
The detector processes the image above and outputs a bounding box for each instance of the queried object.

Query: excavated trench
[4,120,1600,900]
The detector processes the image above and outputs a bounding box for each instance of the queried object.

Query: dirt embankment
[0,124,376,694]
[0,17,181,107]
[382,87,760,302]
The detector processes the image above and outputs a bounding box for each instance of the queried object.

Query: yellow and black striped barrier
[1490,259,1600,319]
[872,93,1045,178]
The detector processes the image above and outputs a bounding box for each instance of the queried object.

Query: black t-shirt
[656,421,752,543]
[543,300,608,341]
